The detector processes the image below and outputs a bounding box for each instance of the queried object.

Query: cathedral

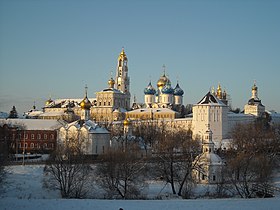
[39,48,131,122]
[143,65,184,109]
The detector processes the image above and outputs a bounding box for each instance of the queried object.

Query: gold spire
[216,83,222,99]
[108,71,115,88]
[157,65,169,88]
[118,47,128,61]
[80,85,91,110]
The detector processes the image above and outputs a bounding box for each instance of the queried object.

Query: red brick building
[0,119,63,154]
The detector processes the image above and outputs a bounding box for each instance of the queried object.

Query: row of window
[19,142,54,149]
[20,133,55,140]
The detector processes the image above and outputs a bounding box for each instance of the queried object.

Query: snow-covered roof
[0,119,64,130]
[100,88,122,93]
[45,98,96,108]
[65,120,109,134]
[196,153,223,166]
[24,110,44,117]
[39,111,66,117]
[196,92,226,106]
[128,108,176,114]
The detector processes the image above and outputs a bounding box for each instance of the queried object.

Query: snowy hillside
[1,165,280,210]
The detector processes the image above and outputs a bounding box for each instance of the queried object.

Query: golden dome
[80,98,91,110]
[118,48,128,61]
[45,97,53,106]
[108,77,115,88]
[157,74,169,88]
[80,85,92,110]
[123,118,131,126]
[216,83,222,98]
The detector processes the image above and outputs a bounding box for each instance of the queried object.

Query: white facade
[192,92,228,148]
[58,120,110,155]
[244,82,265,117]
[193,125,224,184]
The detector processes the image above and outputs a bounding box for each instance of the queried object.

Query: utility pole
[22,130,25,166]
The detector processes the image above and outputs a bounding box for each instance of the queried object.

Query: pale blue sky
[0,0,279,114]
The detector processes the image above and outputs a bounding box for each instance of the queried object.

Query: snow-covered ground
[1,165,280,210]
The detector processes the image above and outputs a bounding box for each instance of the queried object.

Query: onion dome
[45,97,53,106]
[123,118,131,126]
[80,86,92,110]
[157,73,170,88]
[161,81,174,94]
[174,82,184,96]
[216,83,222,98]
[80,97,91,110]
[108,77,115,88]
[118,48,128,61]
[144,81,156,95]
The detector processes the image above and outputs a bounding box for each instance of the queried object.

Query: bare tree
[154,125,200,197]
[44,137,92,198]
[96,146,147,199]
[133,120,160,153]
[224,122,280,198]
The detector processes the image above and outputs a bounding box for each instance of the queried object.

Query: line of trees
[223,121,280,198]
[43,120,280,199]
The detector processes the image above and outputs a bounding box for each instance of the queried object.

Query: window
[50,134,54,140]
[213,175,216,181]
[25,134,28,139]
[44,134,47,139]
[51,143,54,148]
[30,143,34,148]
[44,143,47,148]
[24,143,28,148]
[104,102,106,106]
[37,134,41,139]
[202,174,205,180]
[31,134,35,139]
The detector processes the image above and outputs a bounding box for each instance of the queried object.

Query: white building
[193,125,224,184]
[192,91,228,148]
[244,82,265,117]
[58,88,110,155]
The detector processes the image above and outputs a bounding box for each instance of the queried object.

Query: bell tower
[116,48,130,94]
[115,47,131,110]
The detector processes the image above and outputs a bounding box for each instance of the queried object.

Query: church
[29,47,279,152]
[39,48,131,122]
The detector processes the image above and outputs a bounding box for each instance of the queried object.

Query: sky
[0,0,279,114]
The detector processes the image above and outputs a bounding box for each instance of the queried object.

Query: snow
[0,119,64,130]
[1,198,280,210]
[1,165,280,210]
